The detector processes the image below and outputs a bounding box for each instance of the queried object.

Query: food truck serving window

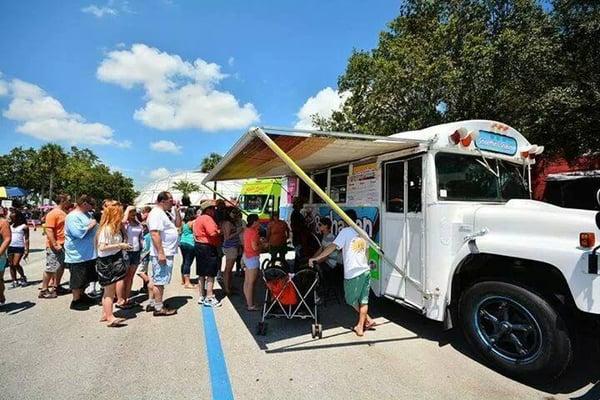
[436,153,529,202]
[330,165,349,203]
[240,194,267,213]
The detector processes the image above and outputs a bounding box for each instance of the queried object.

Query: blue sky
[0,0,400,187]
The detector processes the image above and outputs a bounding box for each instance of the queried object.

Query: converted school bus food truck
[204,120,600,380]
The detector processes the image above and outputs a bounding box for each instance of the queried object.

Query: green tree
[320,0,598,159]
[172,179,200,206]
[36,144,68,202]
[200,153,223,173]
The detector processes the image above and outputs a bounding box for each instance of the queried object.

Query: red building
[533,154,600,210]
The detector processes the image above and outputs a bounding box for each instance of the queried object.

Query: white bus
[205,120,600,380]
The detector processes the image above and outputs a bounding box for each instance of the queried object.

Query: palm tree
[172,180,200,206]
[200,153,223,173]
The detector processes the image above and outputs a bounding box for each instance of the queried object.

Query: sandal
[246,305,260,311]
[115,302,134,310]
[364,320,377,330]
[107,318,126,327]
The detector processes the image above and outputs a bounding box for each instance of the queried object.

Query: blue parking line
[201,306,234,400]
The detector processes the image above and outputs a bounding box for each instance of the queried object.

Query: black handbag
[96,251,128,286]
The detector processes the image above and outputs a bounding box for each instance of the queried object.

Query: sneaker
[145,304,156,313]
[38,290,57,299]
[153,307,177,317]
[19,277,28,287]
[198,296,205,305]
[79,294,97,305]
[11,282,17,289]
[203,296,221,308]
[69,300,89,311]
[56,286,71,295]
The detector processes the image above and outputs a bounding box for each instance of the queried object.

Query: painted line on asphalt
[201,306,234,400]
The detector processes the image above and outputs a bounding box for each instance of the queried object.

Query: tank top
[0,220,6,266]
[10,224,27,248]
[222,221,241,249]
[180,223,195,247]
[126,222,143,251]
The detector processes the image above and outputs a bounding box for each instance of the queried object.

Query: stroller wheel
[311,324,317,339]
[257,322,267,336]
[316,324,323,339]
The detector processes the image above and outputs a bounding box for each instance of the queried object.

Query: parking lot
[1,230,599,400]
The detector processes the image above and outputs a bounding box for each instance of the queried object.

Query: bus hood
[472,199,599,246]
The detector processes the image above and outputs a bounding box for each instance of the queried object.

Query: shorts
[344,271,371,307]
[0,255,7,273]
[151,256,174,286]
[242,255,260,270]
[195,243,219,277]
[127,250,141,266]
[67,259,98,290]
[223,246,238,261]
[45,248,65,273]
[7,246,25,255]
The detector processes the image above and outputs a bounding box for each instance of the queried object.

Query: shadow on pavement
[0,300,36,315]
[165,295,193,310]
[223,265,600,396]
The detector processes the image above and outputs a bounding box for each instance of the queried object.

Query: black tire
[458,281,572,380]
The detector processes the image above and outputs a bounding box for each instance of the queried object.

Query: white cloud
[0,80,8,97]
[81,5,118,17]
[149,167,171,180]
[294,87,350,130]
[228,57,235,67]
[150,140,181,154]
[1,78,129,147]
[97,43,259,131]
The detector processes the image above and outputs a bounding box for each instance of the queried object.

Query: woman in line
[7,210,29,287]
[221,208,242,296]
[116,206,144,308]
[242,214,262,311]
[96,200,129,327]
[0,207,11,305]
[179,208,197,289]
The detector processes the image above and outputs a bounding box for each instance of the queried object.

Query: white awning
[203,127,427,183]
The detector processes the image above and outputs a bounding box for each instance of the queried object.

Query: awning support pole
[253,128,427,297]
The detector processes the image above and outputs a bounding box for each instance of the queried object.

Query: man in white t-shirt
[309,209,375,337]
[147,191,182,316]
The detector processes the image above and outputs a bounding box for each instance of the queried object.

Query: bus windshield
[239,194,267,213]
[436,152,529,202]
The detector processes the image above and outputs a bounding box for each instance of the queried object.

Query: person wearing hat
[193,200,222,307]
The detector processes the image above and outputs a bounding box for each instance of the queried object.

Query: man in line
[40,194,70,299]
[64,195,99,310]
[147,191,181,316]
[193,201,221,307]
[266,211,289,268]
[309,209,376,337]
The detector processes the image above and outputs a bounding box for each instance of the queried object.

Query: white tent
[134,171,243,206]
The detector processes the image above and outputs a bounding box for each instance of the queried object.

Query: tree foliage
[0,144,137,204]
[319,0,600,160]
[200,153,223,173]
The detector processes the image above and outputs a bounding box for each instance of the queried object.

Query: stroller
[256,256,323,339]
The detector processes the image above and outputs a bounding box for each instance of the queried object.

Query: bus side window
[407,158,422,213]
[385,162,404,213]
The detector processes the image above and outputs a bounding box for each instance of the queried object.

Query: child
[137,229,155,311]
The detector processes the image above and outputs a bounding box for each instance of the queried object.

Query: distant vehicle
[238,179,282,224]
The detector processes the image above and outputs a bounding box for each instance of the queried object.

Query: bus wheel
[458,281,572,380]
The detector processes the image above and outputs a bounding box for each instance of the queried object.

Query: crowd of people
[0,191,376,336]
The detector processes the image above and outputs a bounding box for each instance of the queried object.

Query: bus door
[381,155,425,308]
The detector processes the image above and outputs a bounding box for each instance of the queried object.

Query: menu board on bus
[347,165,378,206]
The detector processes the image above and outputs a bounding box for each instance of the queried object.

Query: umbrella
[0,186,29,198]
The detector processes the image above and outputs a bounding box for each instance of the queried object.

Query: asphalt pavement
[1,230,598,400]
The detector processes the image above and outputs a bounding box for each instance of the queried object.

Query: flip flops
[107,318,126,328]
[364,320,378,331]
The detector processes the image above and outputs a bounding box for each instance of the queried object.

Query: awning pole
[253,128,427,296]
[201,183,249,216]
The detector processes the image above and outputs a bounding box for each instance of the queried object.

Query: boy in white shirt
[309,209,376,336]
